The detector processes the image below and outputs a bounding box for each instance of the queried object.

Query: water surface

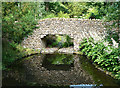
[2,54,120,87]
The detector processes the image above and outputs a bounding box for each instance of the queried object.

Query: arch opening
[41,34,74,48]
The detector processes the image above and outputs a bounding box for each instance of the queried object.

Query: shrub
[57,11,70,18]
[79,38,120,79]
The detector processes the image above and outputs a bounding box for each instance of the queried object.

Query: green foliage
[2,2,45,69]
[57,11,70,18]
[46,35,73,48]
[103,2,119,44]
[45,2,68,14]
[46,54,74,65]
[64,2,88,18]
[83,7,99,19]
[2,39,23,70]
[43,12,56,19]
[79,38,120,79]
[103,3,119,23]
[2,2,43,43]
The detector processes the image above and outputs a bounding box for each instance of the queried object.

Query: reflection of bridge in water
[16,54,94,85]
[3,54,119,86]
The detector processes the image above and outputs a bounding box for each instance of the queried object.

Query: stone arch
[21,18,106,52]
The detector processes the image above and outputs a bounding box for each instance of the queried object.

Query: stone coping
[38,18,102,22]
[39,48,74,54]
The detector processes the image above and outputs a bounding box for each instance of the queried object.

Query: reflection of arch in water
[22,54,93,85]
[42,54,74,71]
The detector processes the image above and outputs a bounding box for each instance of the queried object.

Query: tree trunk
[45,2,49,11]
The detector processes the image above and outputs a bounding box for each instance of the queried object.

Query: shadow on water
[2,54,120,87]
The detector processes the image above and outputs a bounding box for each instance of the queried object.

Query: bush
[79,38,120,79]
[2,2,38,43]
[43,12,56,19]
[2,2,42,69]
[57,11,70,18]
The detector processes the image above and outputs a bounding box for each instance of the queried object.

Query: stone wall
[21,18,106,52]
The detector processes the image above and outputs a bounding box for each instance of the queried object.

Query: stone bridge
[21,18,106,53]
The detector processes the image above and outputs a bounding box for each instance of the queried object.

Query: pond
[2,54,120,87]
